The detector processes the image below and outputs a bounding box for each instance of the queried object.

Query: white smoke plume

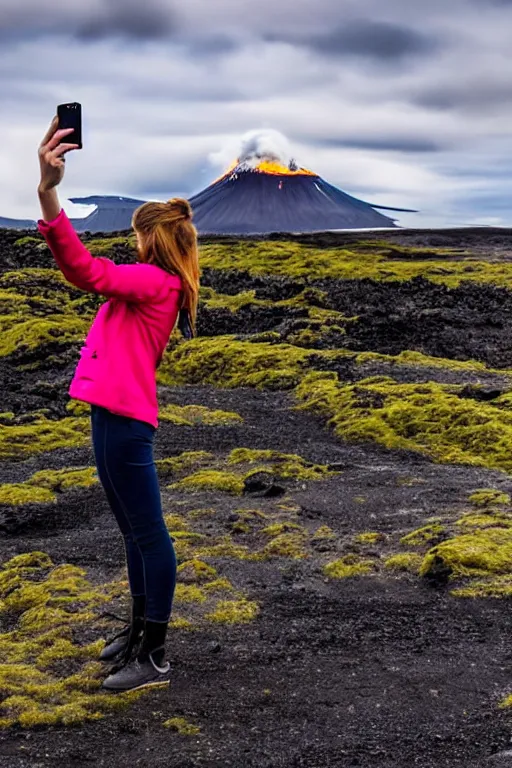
[209,129,296,170]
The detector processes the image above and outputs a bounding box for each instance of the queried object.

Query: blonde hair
[132,198,199,334]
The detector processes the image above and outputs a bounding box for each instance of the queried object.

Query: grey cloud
[185,35,239,57]
[313,136,445,153]
[412,81,512,111]
[267,20,439,61]
[76,0,174,40]
[0,0,175,41]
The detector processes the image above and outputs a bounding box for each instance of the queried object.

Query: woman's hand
[38,116,78,194]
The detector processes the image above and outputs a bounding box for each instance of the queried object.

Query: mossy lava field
[3,226,512,767]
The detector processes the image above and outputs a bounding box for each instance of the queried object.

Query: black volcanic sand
[2,384,512,767]
[3,231,512,767]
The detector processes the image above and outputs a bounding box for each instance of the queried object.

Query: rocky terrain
[2,227,512,767]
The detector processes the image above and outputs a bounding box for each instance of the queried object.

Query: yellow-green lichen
[323,555,375,579]
[0,316,88,359]
[295,373,512,473]
[228,448,332,481]
[456,512,512,530]
[0,552,144,729]
[312,526,337,540]
[163,513,190,531]
[0,416,90,461]
[384,553,423,573]
[420,529,512,580]
[163,716,201,735]
[0,484,56,506]
[159,404,243,427]
[260,532,307,560]
[468,489,511,508]
[452,575,512,598]
[199,239,512,289]
[205,598,259,624]
[159,336,311,391]
[174,584,207,604]
[156,451,214,478]
[261,522,305,537]
[27,467,97,492]
[171,470,245,496]
[400,524,446,547]
[354,532,386,545]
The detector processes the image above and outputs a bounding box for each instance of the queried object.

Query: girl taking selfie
[37,116,200,692]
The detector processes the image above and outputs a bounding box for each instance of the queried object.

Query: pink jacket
[38,210,183,428]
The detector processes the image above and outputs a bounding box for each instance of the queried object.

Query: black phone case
[57,102,82,149]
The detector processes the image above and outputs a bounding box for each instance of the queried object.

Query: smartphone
[57,102,82,149]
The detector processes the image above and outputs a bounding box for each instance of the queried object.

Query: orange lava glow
[251,160,316,176]
[213,158,317,183]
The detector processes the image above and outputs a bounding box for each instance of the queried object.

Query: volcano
[189,158,416,234]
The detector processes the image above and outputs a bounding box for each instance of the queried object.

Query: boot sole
[102,677,171,693]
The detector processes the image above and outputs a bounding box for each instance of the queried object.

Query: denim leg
[94,409,177,622]
[91,407,146,598]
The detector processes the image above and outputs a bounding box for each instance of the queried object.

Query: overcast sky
[1,0,512,227]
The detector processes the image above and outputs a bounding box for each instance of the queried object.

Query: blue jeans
[90,406,176,622]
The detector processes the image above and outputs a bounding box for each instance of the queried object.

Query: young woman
[37,118,200,692]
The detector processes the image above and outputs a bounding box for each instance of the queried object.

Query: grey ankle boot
[99,595,146,662]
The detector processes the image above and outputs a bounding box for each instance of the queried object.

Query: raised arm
[37,209,178,301]
[37,117,179,302]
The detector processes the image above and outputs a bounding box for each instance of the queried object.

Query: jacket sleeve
[37,209,177,302]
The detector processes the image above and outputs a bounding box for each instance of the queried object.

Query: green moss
[421,529,512,580]
[187,507,216,519]
[0,553,146,729]
[227,448,333,481]
[355,349,494,374]
[384,553,423,573]
[156,451,214,478]
[456,512,512,529]
[171,470,245,496]
[27,467,97,492]
[86,236,135,255]
[261,532,307,559]
[0,467,98,505]
[205,598,259,624]
[159,404,243,426]
[0,484,56,506]
[295,373,512,473]
[312,526,337,541]
[66,400,90,416]
[400,523,446,547]
[199,239,512,289]
[174,584,207,604]
[261,522,305,537]
[163,716,201,735]
[452,575,512,598]
[468,489,511,507]
[0,316,88,359]
[194,536,251,560]
[163,513,190,531]
[159,336,311,390]
[177,559,218,583]
[0,415,90,461]
[14,236,43,247]
[170,617,194,630]
[2,552,53,570]
[201,287,261,312]
[354,532,386,545]
[202,577,233,593]
[323,556,375,579]
[230,521,251,533]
